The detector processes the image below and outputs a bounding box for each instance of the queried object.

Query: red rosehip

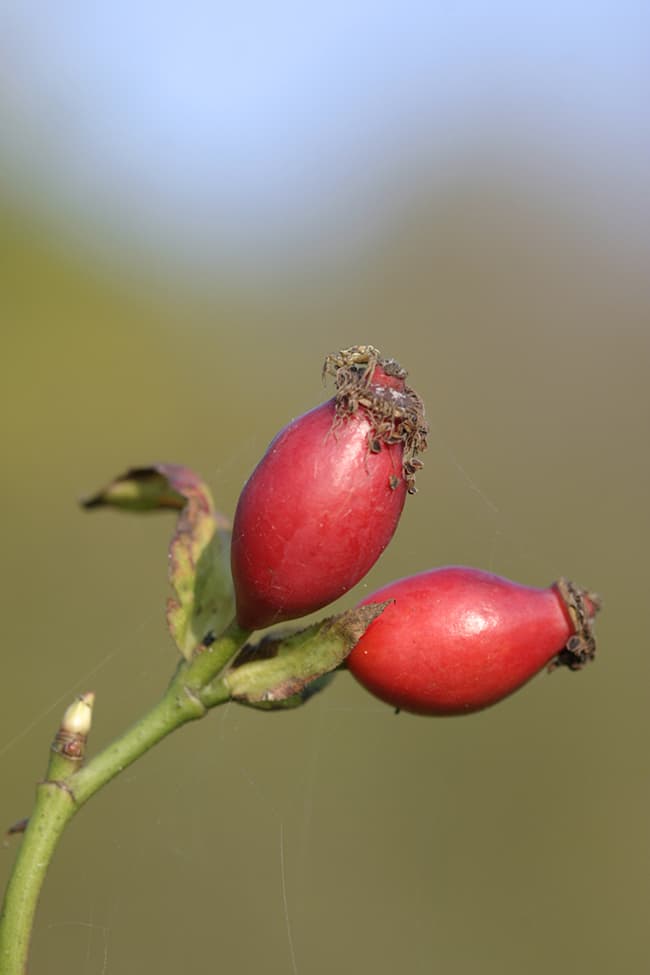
[347,567,600,715]
[231,346,428,631]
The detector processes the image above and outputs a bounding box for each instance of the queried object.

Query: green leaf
[82,464,234,660]
[81,465,186,511]
[223,602,390,707]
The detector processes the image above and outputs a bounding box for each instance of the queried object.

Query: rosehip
[347,567,600,715]
[231,346,428,631]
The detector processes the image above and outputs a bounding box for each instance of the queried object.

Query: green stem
[70,675,204,807]
[0,783,75,972]
[184,619,250,694]
[0,619,250,975]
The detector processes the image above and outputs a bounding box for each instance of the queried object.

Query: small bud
[53,692,95,762]
[61,692,95,736]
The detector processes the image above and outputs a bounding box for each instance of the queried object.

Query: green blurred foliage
[1,165,649,975]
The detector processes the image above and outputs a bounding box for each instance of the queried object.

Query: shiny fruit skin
[231,399,407,630]
[347,567,593,715]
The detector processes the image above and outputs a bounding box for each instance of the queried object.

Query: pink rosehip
[347,566,600,715]
[231,346,428,631]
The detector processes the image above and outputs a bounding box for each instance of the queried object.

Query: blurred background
[1,3,648,972]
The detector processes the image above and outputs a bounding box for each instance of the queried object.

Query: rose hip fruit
[347,566,600,715]
[231,346,428,631]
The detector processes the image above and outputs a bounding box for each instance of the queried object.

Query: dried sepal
[323,345,428,493]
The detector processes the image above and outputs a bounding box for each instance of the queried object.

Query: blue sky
[1,1,648,269]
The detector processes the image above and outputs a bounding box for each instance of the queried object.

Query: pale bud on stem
[52,692,95,764]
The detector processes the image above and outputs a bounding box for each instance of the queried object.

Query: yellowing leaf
[82,464,234,659]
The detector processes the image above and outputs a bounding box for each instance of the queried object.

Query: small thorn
[6,817,29,837]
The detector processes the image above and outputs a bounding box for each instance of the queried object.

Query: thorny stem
[0,618,250,975]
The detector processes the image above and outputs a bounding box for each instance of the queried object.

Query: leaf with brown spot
[82,464,234,659]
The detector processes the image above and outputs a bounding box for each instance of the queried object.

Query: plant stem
[70,674,205,807]
[0,783,75,972]
[0,619,250,975]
